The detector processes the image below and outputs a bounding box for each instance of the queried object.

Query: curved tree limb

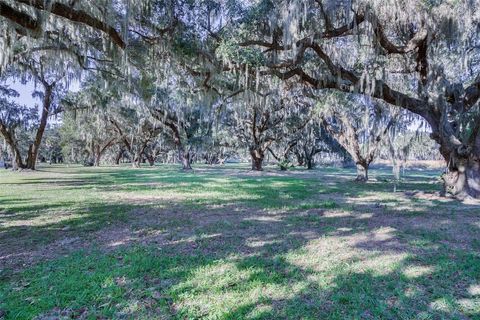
[1,0,126,48]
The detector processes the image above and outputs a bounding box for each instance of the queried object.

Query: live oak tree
[0,51,68,170]
[316,93,398,181]
[0,85,37,169]
[148,78,215,170]
[266,94,316,170]
[64,93,117,167]
[103,82,164,168]
[382,114,437,180]
[225,84,298,171]
[63,74,165,167]
[291,119,345,170]
[151,101,214,170]
[0,0,131,169]
[215,0,480,198]
[39,124,63,164]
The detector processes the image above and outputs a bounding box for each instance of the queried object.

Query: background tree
[317,93,398,181]
[291,120,345,170]
[0,85,37,169]
[227,89,288,171]
[40,124,63,164]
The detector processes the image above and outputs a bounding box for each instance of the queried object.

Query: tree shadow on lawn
[1,165,478,319]
[0,201,137,270]
[1,198,479,319]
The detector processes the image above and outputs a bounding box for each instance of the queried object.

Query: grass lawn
[0,164,479,319]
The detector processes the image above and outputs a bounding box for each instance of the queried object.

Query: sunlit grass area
[0,164,479,319]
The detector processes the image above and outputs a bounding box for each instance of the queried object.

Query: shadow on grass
[1,201,479,319]
[0,165,478,319]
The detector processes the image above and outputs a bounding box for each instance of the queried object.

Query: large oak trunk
[11,145,24,170]
[1,125,26,170]
[442,155,480,199]
[181,156,192,170]
[132,157,141,168]
[306,159,314,170]
[431,119,480,199]
[146,154,155,166]
[25,85,53,170]
[7,138,25,170]
[94,155,101,167]
[305,152,315,170]
[250,148,264,171]
[355,163,369,182]
[115,149,123,165]
[295,152,305,167]
[93,144,102,167]
[179,148,192,170]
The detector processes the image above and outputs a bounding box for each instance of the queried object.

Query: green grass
[0,164,479,319]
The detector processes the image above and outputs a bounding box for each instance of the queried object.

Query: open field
[0,164,479,319]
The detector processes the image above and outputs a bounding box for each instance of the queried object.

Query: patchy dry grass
[0,164,479,319]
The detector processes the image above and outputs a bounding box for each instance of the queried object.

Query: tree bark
[132,156,141,168]
[10,144,23,170]
[146,154,155,166]
[0,125,25,170]
[132,148,143,168]
[179,148,192,170]
[130,140,148,168]
[25,84,54,170]
[429,113,480,199]
[304,146,318,170]
[92,143,101,167]
[295,151,305,167]
[157,112,193,171]
[250,147,264,171]
[115,148,123,165]
[441,154,480,199]
[94,155,101,166]
[306,157,315,170]
[355,163,369,182]
[12,143,24,169]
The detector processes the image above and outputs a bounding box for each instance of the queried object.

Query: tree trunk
[10,142,24,170]
[115,149,123,165]
[94,153,101,167]
[132,155,141,168]
[392,161,401,181]
[26,84,54,170]
[295,152,305,167]
[10,145,22,170]
[0,125,25,170]
[146,154,155,166]
[181,155,192,170]
[92,144,101,167]
[179,150,192,170]
[250,147,264,171]
[441,155,480,199]
[306,158,314,170]
[430,122,480,199]
[355,163,369,182]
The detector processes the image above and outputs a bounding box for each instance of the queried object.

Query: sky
[3,77,80,115]
[4,78,41,107]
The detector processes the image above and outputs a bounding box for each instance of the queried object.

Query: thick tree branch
[0,1,40,33]
[464,76,480,109]
[3,0,125,48]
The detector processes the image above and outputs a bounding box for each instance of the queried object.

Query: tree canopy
[1,0,479,198]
